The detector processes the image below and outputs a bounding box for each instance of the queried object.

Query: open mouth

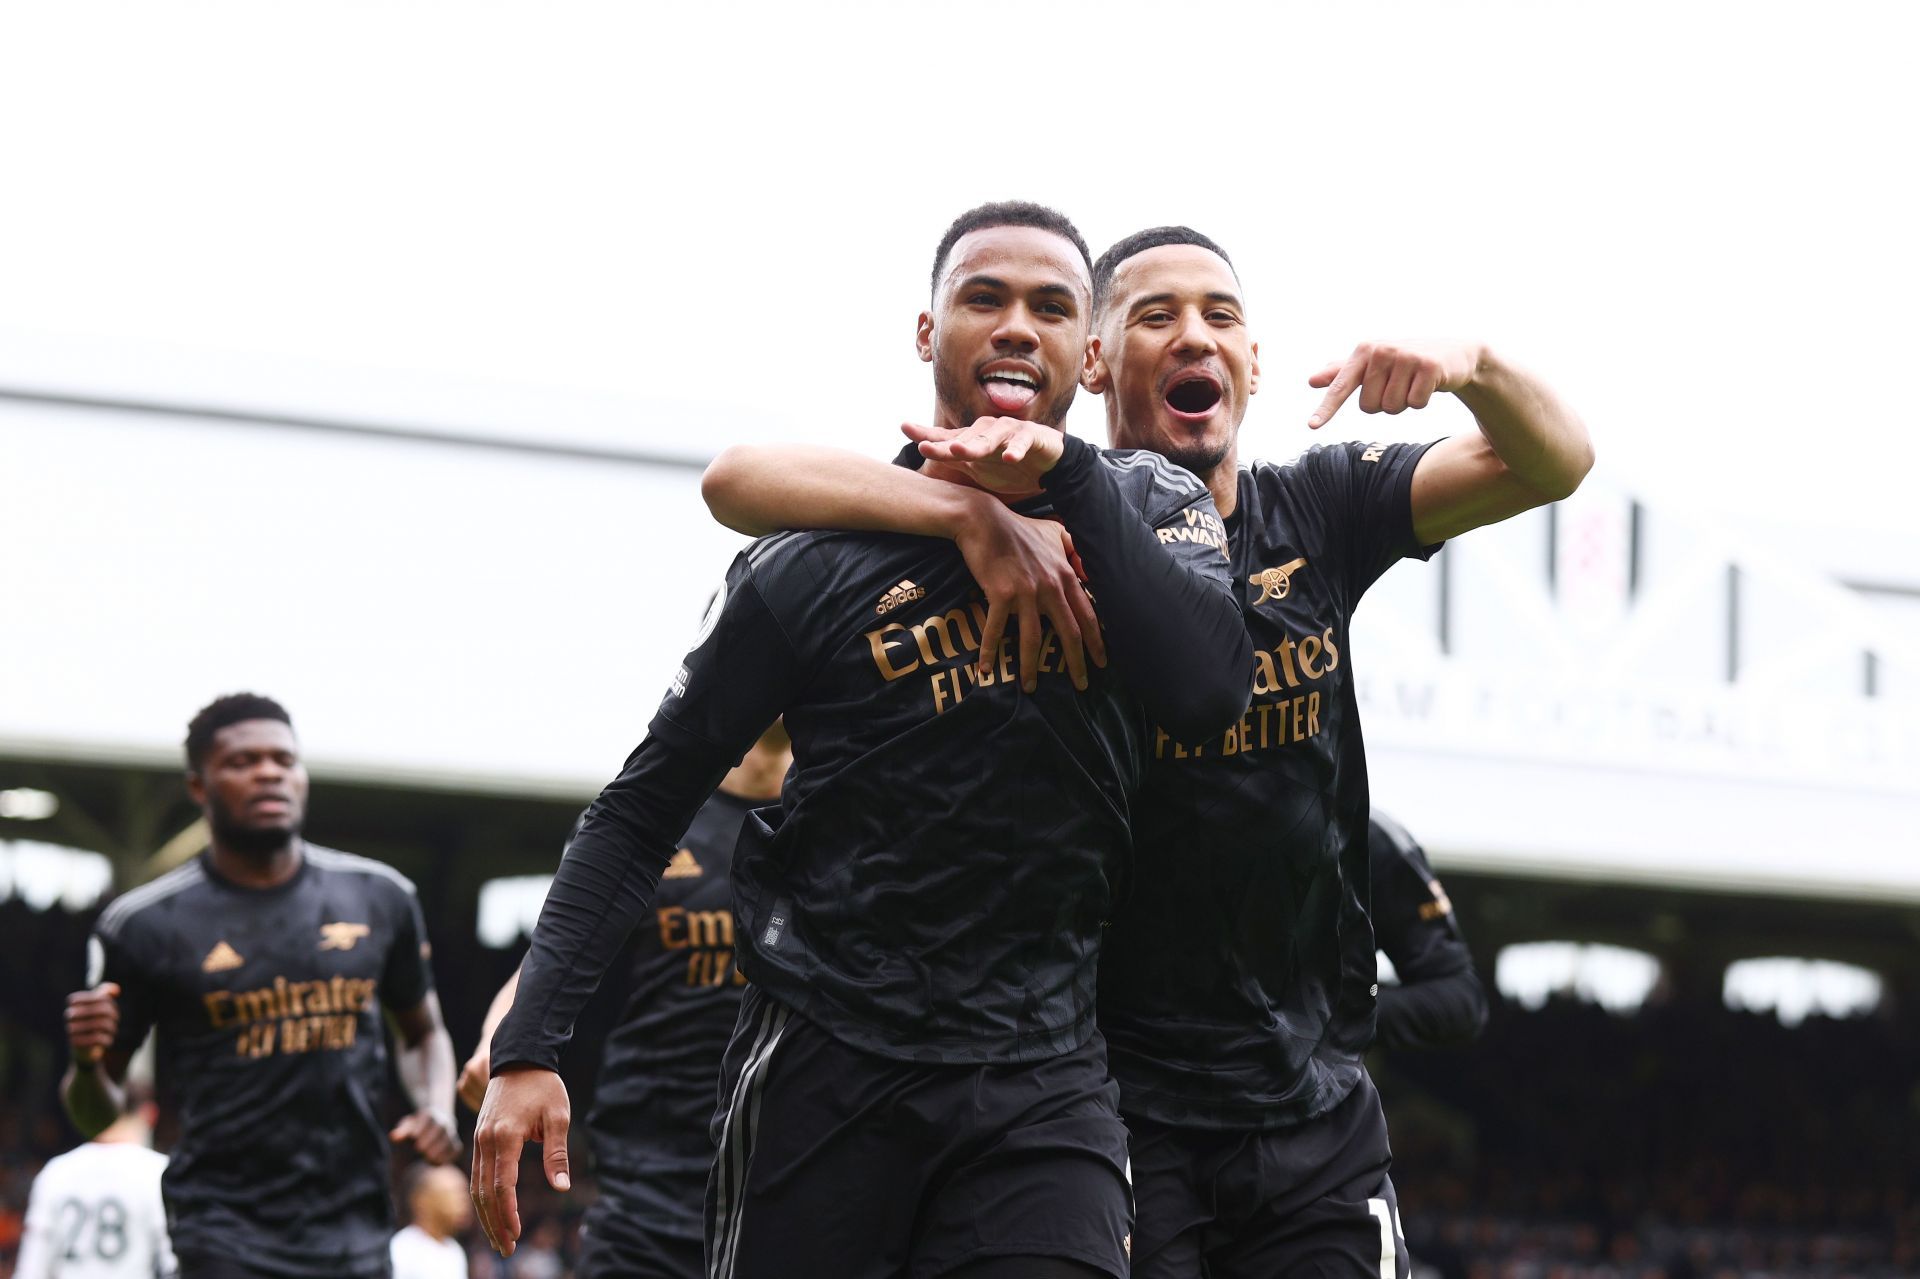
[980,364,1042,415]
[1165,373,1223,418]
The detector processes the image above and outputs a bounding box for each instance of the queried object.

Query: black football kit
[574,789,760,1279]
[88,846,436,1279]
[1369,811,1488,1052]
[1097,440,1441,1279]
[492,434,1250,1279]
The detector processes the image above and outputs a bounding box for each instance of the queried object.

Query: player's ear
[185,769,206,807]
[1083,336,1109,394]
[915,311,935,364]
[1248,339,1260,397]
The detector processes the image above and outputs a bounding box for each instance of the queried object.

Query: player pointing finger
[1306,340,1485,427]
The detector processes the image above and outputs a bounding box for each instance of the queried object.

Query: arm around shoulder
[1042,440,1251,741]
[702,443,992,539]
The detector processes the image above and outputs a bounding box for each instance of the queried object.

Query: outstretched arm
[1307,342,1594,545]
[704,443,991,539]
[474,555,798,1258]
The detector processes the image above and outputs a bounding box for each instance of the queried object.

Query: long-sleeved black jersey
[1369,811,1488,1052]
[1097,440,1442,1130]
[493,434,1248,1072]
[581,788,759,1240]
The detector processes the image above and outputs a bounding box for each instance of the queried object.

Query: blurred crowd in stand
[1381,998,1918,1279]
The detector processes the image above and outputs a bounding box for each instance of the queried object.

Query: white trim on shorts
[708,1000,792,1279]
[1368,1196,1403,1279]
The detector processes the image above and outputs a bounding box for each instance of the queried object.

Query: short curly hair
[185,693,293,773]
[929,200,1092,299]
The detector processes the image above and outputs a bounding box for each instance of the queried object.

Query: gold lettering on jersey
[909,608,980,664]
[1361,442,1386,463]
[1154,508,1229,558]
[1156,626,1341,760]
[657,906,746,988]
[204,976,378,1059]
[685,949,749,987]
[658,906,734,949]
[867,623,920,681]
[866,596,1080,713]
[318,922,371,951]
[1249,558,1308,606]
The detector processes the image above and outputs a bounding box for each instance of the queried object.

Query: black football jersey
[89,846,434,1277]
[495,435,1249,1074]
[1098,440,1440,1129]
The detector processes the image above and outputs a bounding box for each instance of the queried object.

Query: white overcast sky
[2,2,1916,573]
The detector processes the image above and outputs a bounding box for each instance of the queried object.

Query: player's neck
[207,837,304,888]
[1203,442,1240,519]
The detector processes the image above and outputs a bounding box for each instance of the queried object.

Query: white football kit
[16,1142,176,1279]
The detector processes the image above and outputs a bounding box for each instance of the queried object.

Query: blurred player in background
[15,1082,176,1279]
[457,721,790,1279]
[1370,812,1487,1052]
[62,693,460,1279]
[388,1167,470,1279]
[472,201,1250,1279]
[701,224,1591,1277]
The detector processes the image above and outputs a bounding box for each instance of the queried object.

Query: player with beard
[471,202,1251,1279]
[62,694,460,1279]
[699,227,1591,1277]
[455,721,791,1279]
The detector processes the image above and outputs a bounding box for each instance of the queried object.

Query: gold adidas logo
[202,941,245,973]
[1249,558,1308,606]
[662,849,704,880]
[875,580,927,616]
[318,922,371,952]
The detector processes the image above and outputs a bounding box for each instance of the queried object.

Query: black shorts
[577,1167,706,1279]
[176,1254,386,1279]
[1126,1073,1409,1279]
[704,986,1132,1279]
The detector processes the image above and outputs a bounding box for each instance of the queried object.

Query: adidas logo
[662,849,703,879]
[875,580,927,616]
[202,941,244,973]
